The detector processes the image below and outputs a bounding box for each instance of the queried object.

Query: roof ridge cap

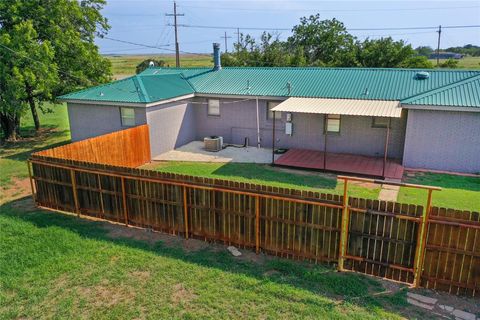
[132,75,148,103]
[401,74,480,103]
[58,76,136,99]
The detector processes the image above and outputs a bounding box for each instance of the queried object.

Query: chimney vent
[213,43,221,71]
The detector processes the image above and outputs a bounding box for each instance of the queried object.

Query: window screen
[120,107,135,127]
[372,117,389,128]
[326,114,341,133]
[267,101,282,120]
[208,99,220,116]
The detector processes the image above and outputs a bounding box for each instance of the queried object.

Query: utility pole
[166,1,184,67]
[436,25,442,67]
[221,31,232,53]
[234,28,240,52]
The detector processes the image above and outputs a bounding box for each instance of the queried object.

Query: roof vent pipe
[213,43,221,71]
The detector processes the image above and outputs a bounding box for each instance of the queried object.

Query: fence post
[413,188,433,287]
[255,195,260,254]
[70,169,80,217]
[121,177,129,226]
[27,161,36,204]
[183,186,189,239]
[337,178,350,271]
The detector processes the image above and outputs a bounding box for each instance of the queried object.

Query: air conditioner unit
[204,136,223,152]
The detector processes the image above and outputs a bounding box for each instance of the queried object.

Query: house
[59,43,480,178]
[429,52,464,60]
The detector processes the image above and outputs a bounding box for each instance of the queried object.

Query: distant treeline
[415,44,480,57]
[220,15,461,69]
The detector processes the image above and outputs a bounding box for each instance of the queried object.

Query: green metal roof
[402,74,480,108]
[58,73,194,103]
[60,67,480,108]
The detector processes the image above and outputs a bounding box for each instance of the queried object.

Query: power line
[221,32,232,53]
[170,23,480,32]
[102,36,211,56]
[181,4,480,13]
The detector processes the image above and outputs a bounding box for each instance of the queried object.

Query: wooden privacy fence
[34,125,151,167]
[27,156,479,297]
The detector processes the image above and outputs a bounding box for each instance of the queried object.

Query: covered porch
[275,149,404,179]
[271,97,404,179]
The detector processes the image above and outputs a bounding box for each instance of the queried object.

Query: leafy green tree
[415,46,434,57]
[222,32,307,67]
[356,37,415,68]
[439,58,459,68]
[399,55,434,69]
[288,16,358,66]
[136,59,167,74]
[0,21,57,140]
[0,0,112,139]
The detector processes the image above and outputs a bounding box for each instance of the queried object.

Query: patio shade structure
[270,98,402,178]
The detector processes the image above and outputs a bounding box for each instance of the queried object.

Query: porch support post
[272,111,276,165]
[323,114,327,171]
[382,119,391,178]
[256,97,261,148]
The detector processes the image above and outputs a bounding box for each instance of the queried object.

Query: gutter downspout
[256,97,261,148]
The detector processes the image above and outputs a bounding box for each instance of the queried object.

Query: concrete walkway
[153,141,281,163]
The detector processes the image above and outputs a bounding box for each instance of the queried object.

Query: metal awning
[271,97,402,118]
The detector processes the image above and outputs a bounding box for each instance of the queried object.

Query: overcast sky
[96,0,480,55]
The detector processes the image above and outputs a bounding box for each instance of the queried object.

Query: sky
[96,0,480,55]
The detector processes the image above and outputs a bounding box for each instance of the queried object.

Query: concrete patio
[153,141,282,163]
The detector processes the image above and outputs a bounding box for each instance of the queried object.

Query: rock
[452,309,476,320]
[407,298,434,310]
[227,246,242,257]
[439,304,454,313]
[407,292,438,305]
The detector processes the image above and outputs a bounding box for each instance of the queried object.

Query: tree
[0,21,57,140]
[356,37,415,68]
[399,55,434,69]
[136,59,167,74]
[222,32,307,67]
[415,46,434,57]
[0,0,112,140]
[439,59,459,68]
[288,16,358,66]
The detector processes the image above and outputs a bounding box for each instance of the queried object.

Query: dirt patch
[350,181,379,190]
[171,283,197,306]
[130,270,151,283]
[1,178,32,204]
[77,281,136,308]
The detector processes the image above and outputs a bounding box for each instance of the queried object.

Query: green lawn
[145,161,381,199]
[0,199,419,319]
[0,104,70,202]
[398,172,480,211]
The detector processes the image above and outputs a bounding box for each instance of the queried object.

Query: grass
[106,54,212,78]
[145,161,381,200]
[398,172,480,211]
[0,199,420,319]
[0,104,70,201]
[429,56,480,69]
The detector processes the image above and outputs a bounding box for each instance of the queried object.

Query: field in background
[429,56,480,69]
[106,54,212,79]
[106,55,480,79]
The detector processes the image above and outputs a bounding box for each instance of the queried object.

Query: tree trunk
[25,83,40,133]
[0,112,20,141]
[27,95,40,133]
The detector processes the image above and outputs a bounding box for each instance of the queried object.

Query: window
[267,101,282,120]
[325,114,341,133]
[208,99,220,116]
[372,117,389,128]
[120,107,135,127]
